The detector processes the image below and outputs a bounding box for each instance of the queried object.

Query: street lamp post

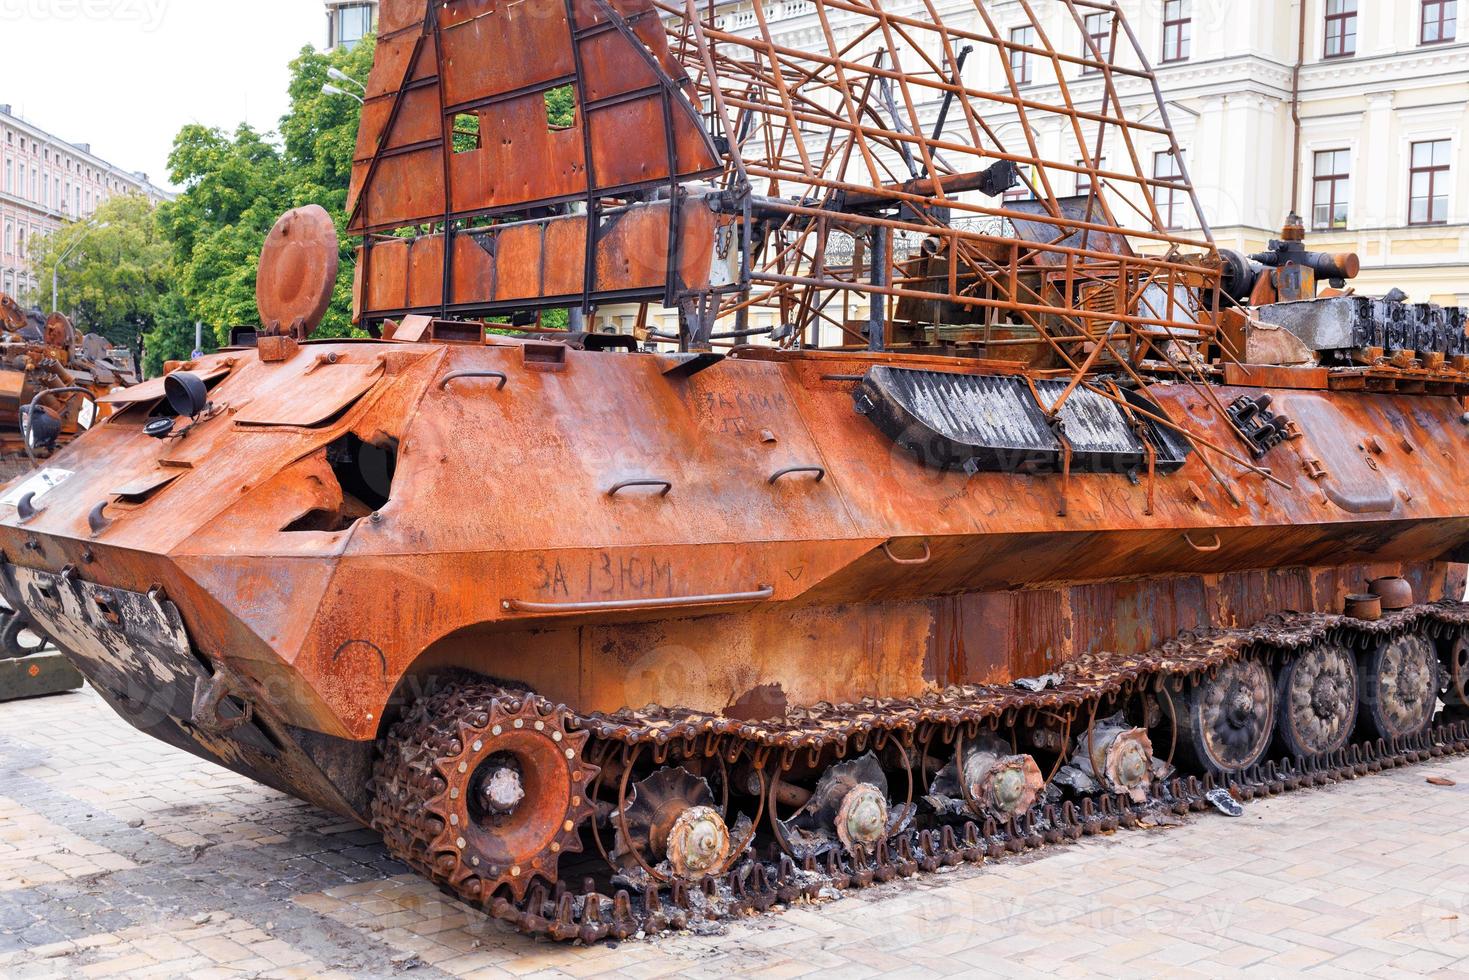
[322,83,364,105]
[327,67,365,92]
[51,218,108,314]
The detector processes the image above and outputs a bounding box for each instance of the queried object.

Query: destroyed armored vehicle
[2,0,1467,941]
[0,292,137,479]
[0,290,133,694]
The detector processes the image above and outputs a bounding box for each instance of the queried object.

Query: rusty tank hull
[1,338,1466,813]
[5,0,1469,942]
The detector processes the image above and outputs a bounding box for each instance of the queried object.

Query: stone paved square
[1,687,1467,978]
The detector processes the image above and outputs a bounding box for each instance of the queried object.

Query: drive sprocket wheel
[371,682,599,905]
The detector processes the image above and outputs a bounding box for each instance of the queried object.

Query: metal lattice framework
[659,0,1222,365]
[349,0,1232,408]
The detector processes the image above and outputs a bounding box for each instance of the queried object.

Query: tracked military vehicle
[2,0,1467,941]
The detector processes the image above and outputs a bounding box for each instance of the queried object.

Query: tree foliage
[26,40,377,378]
[28,193,175,359]
[145,38,376,372]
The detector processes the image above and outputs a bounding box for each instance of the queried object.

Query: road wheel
[1172,659,1276,775]
[1444,632,1469,719]
[1274,643,1358,759]
[1358,633,1440,741]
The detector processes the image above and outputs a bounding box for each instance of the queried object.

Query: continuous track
[370,602,1469,943]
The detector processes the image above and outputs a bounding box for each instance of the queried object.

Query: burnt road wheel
[612,766,734,882]
[1274,643,1359,759]
[1357,633,1440,742]
[1173,659,1276,775]
[1444,631,1469,717]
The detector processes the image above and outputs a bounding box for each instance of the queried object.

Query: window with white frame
[1153,149,1187,228]
[1076,157,1107,196]
[1312,149,1350,230]
[1324,0,1358,58]
[1421,0,1457,44]
[1010,26,1035,86]
[1162,0,1191,63]
[1082,12,1112,74]
[1409,139,1451,225]
[333,3,375,50]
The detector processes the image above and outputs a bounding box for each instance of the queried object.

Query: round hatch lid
[256,205,340,340]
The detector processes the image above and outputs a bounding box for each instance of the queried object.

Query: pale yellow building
[690,0,1467,313]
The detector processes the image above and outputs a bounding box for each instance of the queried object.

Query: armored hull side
[0,338,1465,819]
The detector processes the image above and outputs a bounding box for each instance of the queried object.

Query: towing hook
[190,672,253,736]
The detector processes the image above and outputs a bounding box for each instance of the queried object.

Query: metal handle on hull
[440,370,508,391]
[503,586,775,615]
[882,539,932,566]
[1183,531,1223,553]
[607,479,674,498]
[769,466,826,485]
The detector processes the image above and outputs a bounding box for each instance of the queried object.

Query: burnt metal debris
[0,292,137,476]
[1,0,1468,944]
[0,290,134,697]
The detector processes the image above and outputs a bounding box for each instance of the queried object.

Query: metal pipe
[1290,0,1307,214]
[502,586,775,615]
[868,225,887,351]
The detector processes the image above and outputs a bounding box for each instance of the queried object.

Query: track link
[370,602,1469,943]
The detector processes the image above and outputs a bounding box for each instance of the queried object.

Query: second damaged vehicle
[3,0,1469,942]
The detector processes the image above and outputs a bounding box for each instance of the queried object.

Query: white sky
[0,0,329,191]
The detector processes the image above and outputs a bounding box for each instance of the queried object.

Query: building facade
[0,105,171,307]
[696,0,1467,309]
[326,0,379,50]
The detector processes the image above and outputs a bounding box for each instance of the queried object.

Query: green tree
[28,193,171,356]
[545,84,576,129]
[153,38,375,356]
[140,290,203,379]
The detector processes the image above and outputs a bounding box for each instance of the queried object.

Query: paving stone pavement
[1,687,1468,979]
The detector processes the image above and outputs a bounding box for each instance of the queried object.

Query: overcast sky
[0,0,329,190]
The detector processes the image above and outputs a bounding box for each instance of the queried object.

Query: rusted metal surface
[359,607,1469,942]
[349,0,721,319]
[374,685,599,903]
[5,0,1469,944]
[0,292,137,474]
[256,206,341,340]
[2,322,1468,735]
[347,0,1227,361]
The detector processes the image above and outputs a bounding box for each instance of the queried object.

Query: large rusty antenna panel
[350,0,724,321]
